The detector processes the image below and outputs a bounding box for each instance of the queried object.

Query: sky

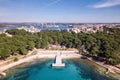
[0,0,120,23]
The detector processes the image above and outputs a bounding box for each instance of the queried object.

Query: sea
[0,25,69,31]
[1,59,117,80]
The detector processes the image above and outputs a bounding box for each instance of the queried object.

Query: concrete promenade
[52,52,65,67]
[37,50,81,59]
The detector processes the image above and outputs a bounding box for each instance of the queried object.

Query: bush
[19,48,27,55]
[14,57,19,62]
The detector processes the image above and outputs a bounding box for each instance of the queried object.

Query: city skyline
[0,0,120,23]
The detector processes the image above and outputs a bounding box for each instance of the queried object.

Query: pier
[52,52,65,67]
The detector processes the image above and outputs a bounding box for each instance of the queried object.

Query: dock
[52,52,65,67]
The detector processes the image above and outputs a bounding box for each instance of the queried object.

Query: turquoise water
[1,59,115,80]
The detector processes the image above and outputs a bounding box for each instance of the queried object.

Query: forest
[0,27,120,65]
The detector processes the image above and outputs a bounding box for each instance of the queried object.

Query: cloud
[93,0,120,8]
[49,0,61,5]
[37,0,62,10]
[45,0,62,7]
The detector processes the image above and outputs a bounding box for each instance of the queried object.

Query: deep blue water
[0,25,68,31]
[1,60,115,80]
[0,26,21,30]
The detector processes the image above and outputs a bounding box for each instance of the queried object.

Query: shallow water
[1,59,117,80]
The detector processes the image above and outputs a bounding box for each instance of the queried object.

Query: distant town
[0,23,120,34]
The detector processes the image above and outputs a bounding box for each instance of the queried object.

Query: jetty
[52,52,65,67]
